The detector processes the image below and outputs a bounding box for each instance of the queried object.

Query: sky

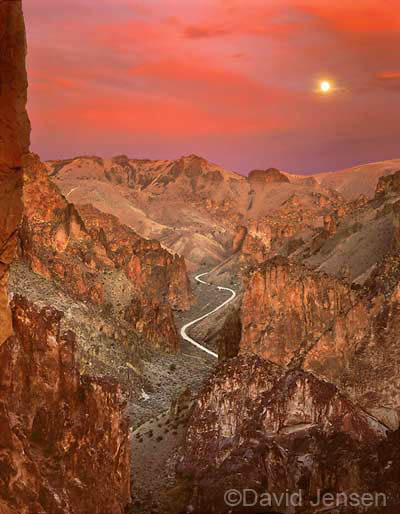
[23,0,400,175]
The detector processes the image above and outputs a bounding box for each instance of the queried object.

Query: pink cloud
[24,0,400,174]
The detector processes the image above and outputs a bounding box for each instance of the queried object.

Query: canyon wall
[0,4,132,513]
[179,355,398,513]
[19,154,193,350]
[0,0,30,344]
[239,254,400,430]
[0,296,131,514]
[241,256,358,366]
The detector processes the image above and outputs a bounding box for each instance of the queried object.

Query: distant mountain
[46,154,343,269]
[301,158,400,199]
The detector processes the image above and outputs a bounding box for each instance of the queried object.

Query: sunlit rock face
[78,203,193,312]
[241,256,358,367]
[0,0,30,344]
[0,0,30,168]
[178,355,399,514]
[239,253,400,430]
[19,154,109,305]
[18,154,193,350]
[0,296,131,514]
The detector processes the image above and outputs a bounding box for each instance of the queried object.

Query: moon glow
[320,81,331,93]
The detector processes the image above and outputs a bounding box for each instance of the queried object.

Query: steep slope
[46,155,344,270]
[19,153,193,351]
[0,295,131,514]
[178,355,397,514]
[0,0,30,344]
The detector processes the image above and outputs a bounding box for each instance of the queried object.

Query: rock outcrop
[239,191,345,275]
[241,256,358,366]
[124,291,180,351]
[0,0,30,344]
[78,203,193,311]
[376,170,400,197]
[239,250,400,431]
[248,168,290,187]
[0,295,131,514]
[178,355,398,514]
[19,154,110,305]
[19,154,193,350]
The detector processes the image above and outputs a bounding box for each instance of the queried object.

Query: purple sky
[23,0,400,174]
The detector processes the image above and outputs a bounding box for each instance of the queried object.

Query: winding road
[180,272,236,359]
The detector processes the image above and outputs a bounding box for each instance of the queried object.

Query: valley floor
[130,269,238,513]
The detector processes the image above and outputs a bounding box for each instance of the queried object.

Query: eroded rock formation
[248,168,290,187]
[241,256,358,366]
[18,154,193,350]
[78,203,193,311]
[0,295,131,514]
[238,253,400,430]
[0,0,30,344]
[178,355,399,514]
[376,170,400,197]
[239,191,345,275]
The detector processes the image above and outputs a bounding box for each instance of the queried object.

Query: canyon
[2,2,400,514]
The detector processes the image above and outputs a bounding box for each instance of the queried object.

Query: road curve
[180,272,236,359]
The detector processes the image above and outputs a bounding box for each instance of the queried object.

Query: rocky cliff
[78,203,193,312]
[0,5,132,513]
[0,295,131,514]
[0,0,30,344]
[239,253,400,431]
[241,256,358,367]
[239,191,345,276]
[178,355,398,513]
[18,154,193,350]
[375,170,400,198]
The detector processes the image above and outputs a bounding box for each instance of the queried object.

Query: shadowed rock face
[376,170,400,197]
[0,296,131,514]
[178,355,399,514]
[217,307,242,361]
[0,0,30,344]
[248,168,290,187]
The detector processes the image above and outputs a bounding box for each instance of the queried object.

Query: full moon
[320,81,331,93]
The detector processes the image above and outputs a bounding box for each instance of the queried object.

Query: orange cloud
[294,0,400,35]
[377,72,400,80]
